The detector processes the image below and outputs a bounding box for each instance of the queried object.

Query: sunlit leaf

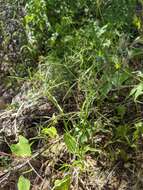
[130,83,143,101]
[53,175,70,190]
[42,127,58,138]
[133,15,141,30]
[18,176,30,190]
[64,133,79,154]
[10,136,31,157]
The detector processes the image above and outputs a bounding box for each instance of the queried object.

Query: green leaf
[130,83,143,101]
[116,125,128,138]
[133,15,141,30]
[10,136,31,157]
[129,48,143,59]
[100,82,112,97]
[18,176,30,190]
[133,122,143,142]
[42,127,58,138]
[82,146,101,155]
[64,133,79,154]
[112,71,129,87]
[53,175,70,190]
[116,105,126,119]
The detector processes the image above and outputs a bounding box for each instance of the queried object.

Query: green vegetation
[1,0,143,189]
[24,0,142,158]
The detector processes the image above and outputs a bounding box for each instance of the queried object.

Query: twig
[28,161,44,182]
[0,137,63,184]
[100,162,120,189]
